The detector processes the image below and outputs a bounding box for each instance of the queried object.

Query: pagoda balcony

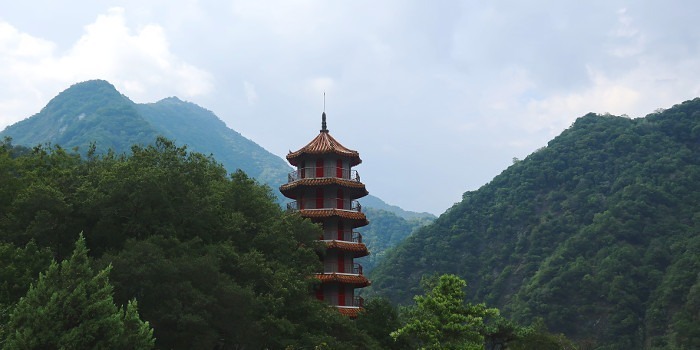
[322,262,364,275]
[286,199,362,212]
[321,231,362,243]
[353,296,364,308]
[352,231,362,244]
[325,296,365,308]
[288,167,360,183]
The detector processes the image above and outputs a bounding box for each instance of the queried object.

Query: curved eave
[337,307,363,318]
[279,178,369,199]
[315,273,371,287]
[324,240,369,258]
[299,209,369,227]
[287,132,362,166]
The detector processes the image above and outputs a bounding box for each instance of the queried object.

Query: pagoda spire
[321,92,328,133]
[321,112,328,132]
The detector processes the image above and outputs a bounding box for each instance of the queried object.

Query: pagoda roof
[337,307,363,318]
[279,177,368,199]
[299,209,369,227]
[324,240,370,257]
[287,131,362,166]
[315,273,371,287]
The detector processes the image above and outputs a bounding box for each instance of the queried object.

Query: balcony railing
[323,262,364,275]
[352,263,363,275]
[325,295,364,308]
[321,231,363,243]
[288,167,360,183]
[352,231,362,244]
[353,296,364,308]
[286,199,362,212]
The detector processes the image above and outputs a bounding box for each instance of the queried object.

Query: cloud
[0,7,212,128]
[243,81,258,105]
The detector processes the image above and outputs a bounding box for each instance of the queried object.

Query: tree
[2,234,154,349]
[391,274,499,349]
[356,297,406,349]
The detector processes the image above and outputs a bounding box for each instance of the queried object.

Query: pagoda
[280,111,370,318]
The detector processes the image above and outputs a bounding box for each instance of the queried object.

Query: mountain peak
[0,79,153,152]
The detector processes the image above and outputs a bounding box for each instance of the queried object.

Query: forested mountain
[370,99,700,349]
[0,80,159,153]
[0,80,288,187]
[0,138,385,348]
[357,207,433,273]
[0,80,430,268]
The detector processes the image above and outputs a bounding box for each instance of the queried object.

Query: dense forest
[0,80,432,271]
[0,138,574,349]
[3,80,699,348]
[357,207,433,273]
[0,138,383,348]
[370,99,700,349]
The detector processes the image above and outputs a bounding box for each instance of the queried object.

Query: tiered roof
[324,240,370,257]
[286,113,362,166]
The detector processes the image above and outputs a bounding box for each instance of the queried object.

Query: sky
[1,1,699,215]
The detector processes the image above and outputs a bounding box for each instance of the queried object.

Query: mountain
[0,80,429,268]
[369,99,700,349]
[0,80,289,187]
[360,196,435,221]
[0,80,158,153]
[136,97,290,186]
[356,207,433,274]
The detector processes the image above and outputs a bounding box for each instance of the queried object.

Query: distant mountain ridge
[0,79,434,266]
[370,98,700,348]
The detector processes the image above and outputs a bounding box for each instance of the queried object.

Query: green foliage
[391,274,499,349]
[136,97,291,189]
[505,318,578,350]
[0,137,380,349]
[3,234,154,349]
[356,297,406,349]
[1,80,430,279]
[359,207,433,273]
[0,80,158,154]
[371,98,700,347]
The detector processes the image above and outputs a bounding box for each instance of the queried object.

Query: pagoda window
[336,159,343,178]
[338,286,346,306]
[316,159,324,178]
[337,189,344,209]
[300,160,306,179]
[316,188,324,209]
[337,221,344,240]
[337,253,345,273]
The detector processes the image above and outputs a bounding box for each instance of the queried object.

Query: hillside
[370,99,700,349]
[0,80,159,152]
[136,97,290,186]
[356,207,433,273]
[0,81,290,187]
[0,80,429,270]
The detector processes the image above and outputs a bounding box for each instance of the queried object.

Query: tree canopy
[371,98,700,348]
[3,234,154,349]
[0,137,381,349]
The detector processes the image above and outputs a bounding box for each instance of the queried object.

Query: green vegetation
[0,80,429,256]
[0,137,382,349]
[4,234,154,349]
[370,98,700,348]
[391,274,499,349]
[357,207,433,273]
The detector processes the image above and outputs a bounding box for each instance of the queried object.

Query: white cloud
[243,81,258,105]
[0,7,213,129]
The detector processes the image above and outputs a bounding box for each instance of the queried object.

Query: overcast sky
[1,1,699,214]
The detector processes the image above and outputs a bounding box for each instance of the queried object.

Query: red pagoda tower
[280,111,370,318]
